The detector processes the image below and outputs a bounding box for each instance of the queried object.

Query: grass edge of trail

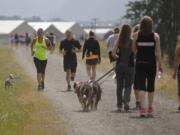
[0,47,68,135]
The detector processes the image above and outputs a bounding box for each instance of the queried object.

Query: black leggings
[134,67,156,92]
[34,57,47,74]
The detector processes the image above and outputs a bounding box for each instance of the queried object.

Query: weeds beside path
[0,47,67,135]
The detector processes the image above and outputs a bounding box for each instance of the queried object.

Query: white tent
[28,22,64,42]
[84,28,113,40]
[0,20,35,44]
[52,22,86,40]
[28,21,86,41]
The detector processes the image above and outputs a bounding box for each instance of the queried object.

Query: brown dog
[74,81,102,112]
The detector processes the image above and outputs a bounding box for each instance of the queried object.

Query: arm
[59,40,64,55]
[30,39,36,56]
[45,38,52,50]
[173,46,180,79]
[82,40,87,59]
[97,41,101,63]
[111,38,119,58]
[75,40,82,53]
[106,37,110,51]
[132,32,138,55]
[154,33,163,72]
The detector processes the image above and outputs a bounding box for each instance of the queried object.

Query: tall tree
[125,0,180,66]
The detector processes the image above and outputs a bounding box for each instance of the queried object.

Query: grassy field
[0,47,67,135]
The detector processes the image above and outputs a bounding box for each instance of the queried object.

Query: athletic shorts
[86,58,98,65]
[134,66,156,92]
[177,66,180,96]
[63,59,77,73]
[34,57,47,74]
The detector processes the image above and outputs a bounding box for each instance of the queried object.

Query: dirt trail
[15,47,180,135]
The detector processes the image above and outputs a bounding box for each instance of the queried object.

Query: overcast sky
[0,0,131,21]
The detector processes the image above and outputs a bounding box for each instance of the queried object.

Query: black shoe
[67,85,71,91]
[124,103,129,112]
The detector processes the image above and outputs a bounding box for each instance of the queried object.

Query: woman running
[31,28,52,90]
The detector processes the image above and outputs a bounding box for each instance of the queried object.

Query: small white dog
[5,74,14,89]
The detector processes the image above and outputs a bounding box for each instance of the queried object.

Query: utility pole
[92,18,98,33]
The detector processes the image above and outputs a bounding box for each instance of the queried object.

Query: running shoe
[147,106,154,116]
[139,108,146,117]
[124,103,130,112]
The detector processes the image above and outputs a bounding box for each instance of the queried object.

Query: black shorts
[86,58,98,65]
[134,66,156,92]
[34,57,47,74]
[108,51,116,63]
[63,59,77,73]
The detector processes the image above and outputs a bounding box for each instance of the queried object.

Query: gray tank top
[117,40,134,67]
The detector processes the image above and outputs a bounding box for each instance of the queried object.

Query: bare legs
[86,64,97,81]
[36,73,45,89]
[65,69,76,90]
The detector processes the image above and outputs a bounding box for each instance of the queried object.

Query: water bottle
[157,71,162,79]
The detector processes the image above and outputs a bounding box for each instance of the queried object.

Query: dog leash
[94,67,115,84]
[99,71,115,85]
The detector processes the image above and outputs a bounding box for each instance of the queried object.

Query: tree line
[124,0,180,66]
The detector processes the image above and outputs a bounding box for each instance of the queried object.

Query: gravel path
[15,47,180,135]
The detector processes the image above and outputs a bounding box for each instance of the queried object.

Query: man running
[59,30,81,91]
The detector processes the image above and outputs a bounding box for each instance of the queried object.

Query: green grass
[0,47,67,135]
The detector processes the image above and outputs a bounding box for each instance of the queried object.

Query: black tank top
[136,32,156,68]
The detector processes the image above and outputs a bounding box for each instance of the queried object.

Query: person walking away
[31,28,52,90]
[133,16,163,117]
[107,27,120,66]
[132,24,141,109]
[112,24,134,112]
[82,31,101,81]
[47,32,56,52]
[59,30,81,91]
[172,39,180,111]
[106,28,120,79]
[14,33,19,49]
[25,32,31,48]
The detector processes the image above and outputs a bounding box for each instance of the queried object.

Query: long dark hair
[118,24,131,48]
[140,16,153,36]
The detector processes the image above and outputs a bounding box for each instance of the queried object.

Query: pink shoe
[147,107,154,115]
[139,108,146,117]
